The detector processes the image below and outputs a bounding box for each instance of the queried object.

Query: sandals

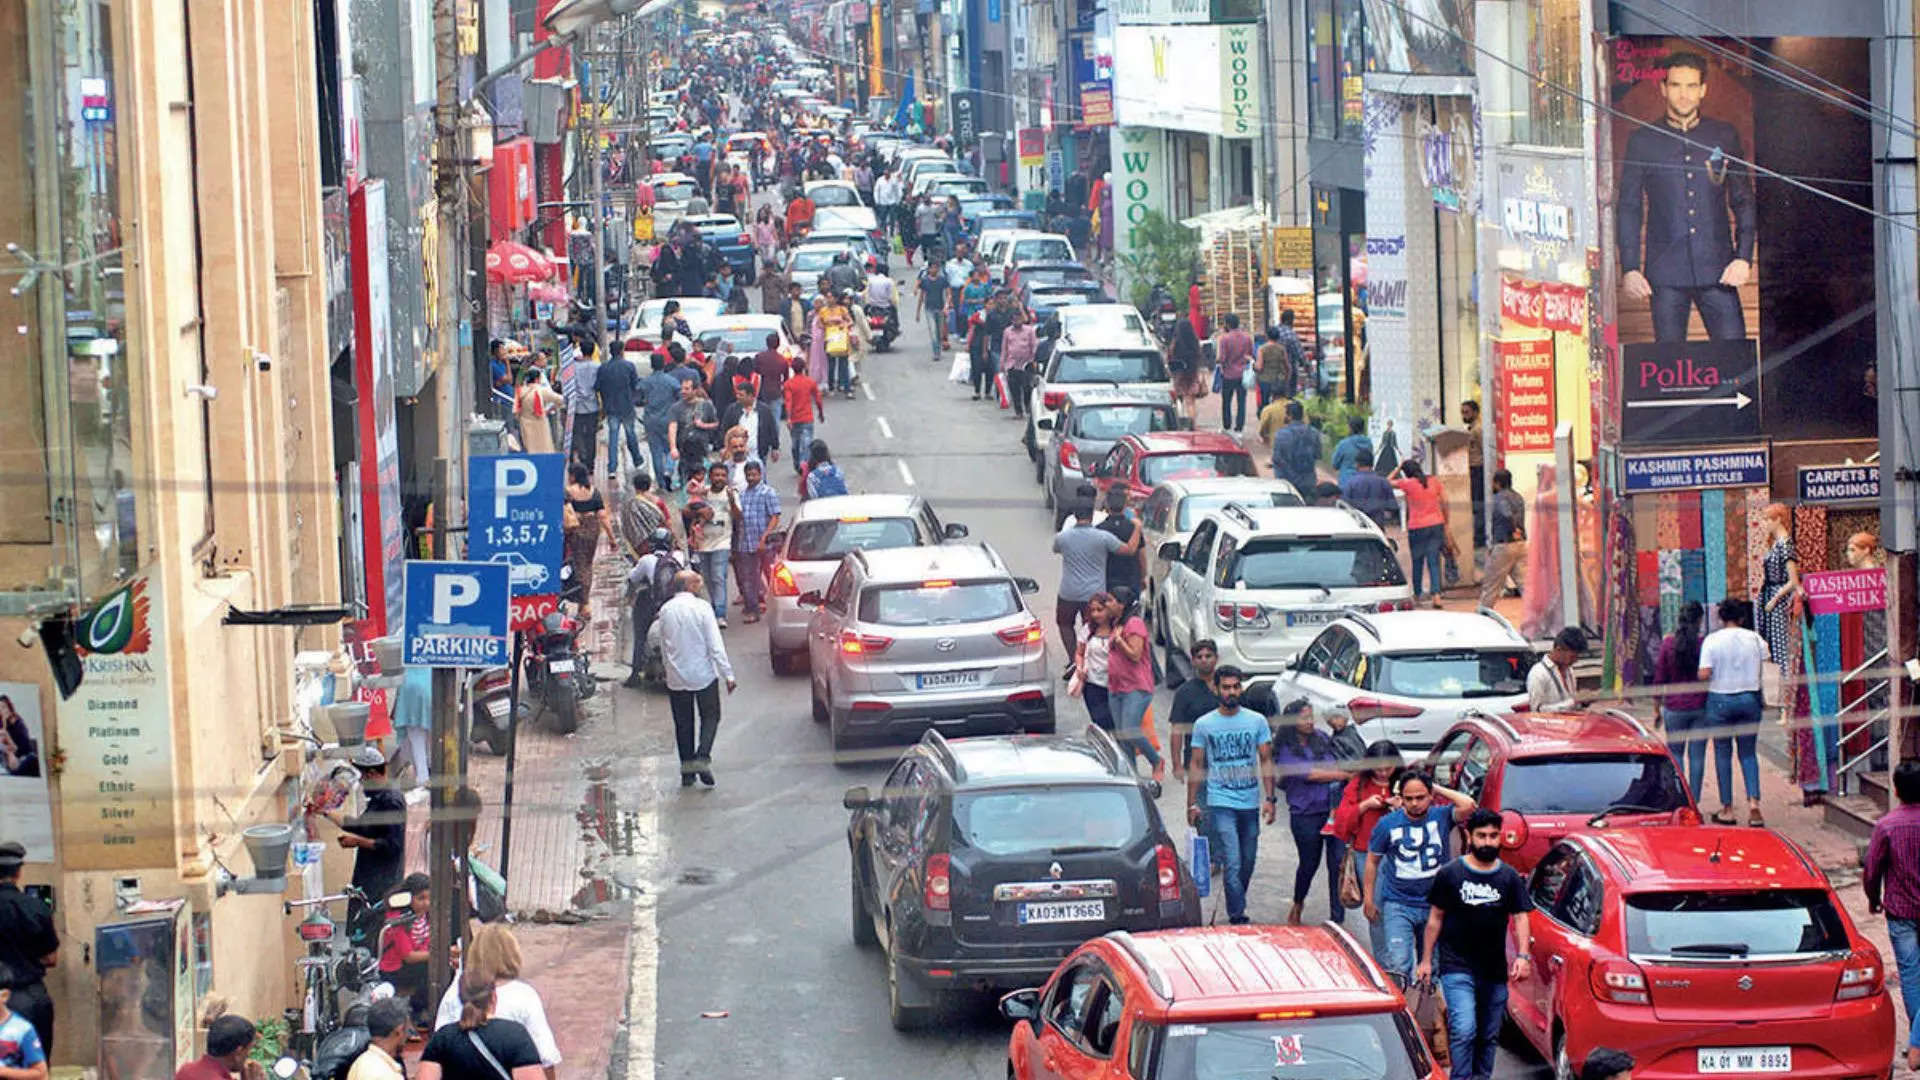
[1749,809,1766,828]
[1710,809,1739,825]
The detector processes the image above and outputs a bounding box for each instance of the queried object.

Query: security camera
[15,626,37,649]
[253,350,272,373]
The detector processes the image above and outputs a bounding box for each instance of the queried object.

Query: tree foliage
[1117,210,1200,311]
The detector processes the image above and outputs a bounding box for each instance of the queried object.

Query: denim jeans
[1408,524,1446,598]
[645,427,675,489]
[1082,682,1113,731]
[1208,805,1261,921]
[828,353,852,393]
[1378,898,1430,985]
[1707,690,1763,803]
[1288,810,1347,921]
[788,422,815,471]
[1114,688,1162,772]
[1437,971,1509,1080]
[1662,706,1710,801]
[605,413,641,477]
[1889,917,1920,1049]
[695,549,729,619]
[730,549,765,615]
[1219,381,1247,431]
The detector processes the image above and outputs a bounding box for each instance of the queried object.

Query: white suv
[1156,503,1412,680]
[1261,609,1535,755]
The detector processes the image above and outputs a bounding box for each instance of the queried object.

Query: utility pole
[588,30,611,357]
[426,458,459,1005]
[434,0,469,541]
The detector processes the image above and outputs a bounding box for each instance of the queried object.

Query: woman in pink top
[1103,592,1164,782]
[999,309,1039,419]
[1389,459,1450,605]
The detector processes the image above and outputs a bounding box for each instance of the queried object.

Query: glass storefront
[1307,0,1365,141]
[0,0,146,606]
[1311,186,1366,402]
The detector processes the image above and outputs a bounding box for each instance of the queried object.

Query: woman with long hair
[563,464,615,618]
[1389,459,1451,606]
[1072,591,1118,732]
[1167,318,1203,422]
[1756,502,1801,673]
[432,925,561,1079]
[1653,601,1708,797]
[1104,590,1163,781]
[1272,698,1351,925]
[1699,597,1770,826]
[417,974,544,1080]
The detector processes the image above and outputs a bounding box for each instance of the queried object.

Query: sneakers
[716,617,729,629]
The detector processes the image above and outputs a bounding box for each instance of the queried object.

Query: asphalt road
[626,230,1553,1079]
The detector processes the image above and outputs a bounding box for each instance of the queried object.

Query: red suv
[1001,925,1442,1080]
[1090,432,1257,505]
[1509,827,1891,1080]
[1426,709,1698,872]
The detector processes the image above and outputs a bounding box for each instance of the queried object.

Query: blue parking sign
[403,561,511,668]
[468,453,566,620]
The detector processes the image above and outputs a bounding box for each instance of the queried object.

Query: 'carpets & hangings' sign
[1499,275,1587,333]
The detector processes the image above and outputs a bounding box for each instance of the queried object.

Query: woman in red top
[1389,459,1451,606]
[1326,741,1402,958]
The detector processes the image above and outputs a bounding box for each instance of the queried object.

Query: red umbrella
[486,241,554,285]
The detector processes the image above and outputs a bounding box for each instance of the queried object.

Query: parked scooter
[1149,283,1180,346]
[282,889,389,1066]
[522,567,594,734]
[468,666,514,756]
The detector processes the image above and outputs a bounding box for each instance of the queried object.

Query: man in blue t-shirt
[0,963,49,1080]
[1185,666,1275,924]
[1364,769,1478,986]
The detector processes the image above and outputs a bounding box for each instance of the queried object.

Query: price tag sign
[468,453,566,630]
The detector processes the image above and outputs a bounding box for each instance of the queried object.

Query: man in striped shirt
[1866,758,1920,1070]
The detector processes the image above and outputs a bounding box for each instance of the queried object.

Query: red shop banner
[1499,275,1587,333]
[1497,338,1557,453]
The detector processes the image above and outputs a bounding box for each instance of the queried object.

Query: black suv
[843,725,1200,1030]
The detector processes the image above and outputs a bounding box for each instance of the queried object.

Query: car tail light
[1214,602,1237,629]
[771,563,799,596]
[996,620,1044,646]
[737,233,752,244]
[1372,599,1416,612]
[1837,948,1884,1001]
[1058,439,1079,469]
[1670,806,1702,826]
[1344,697,1425,724]
[923,853,951,911]
[1042,390,1066,410]
[839,630,892,654]
[1213,603,1268,629]
[1589,957,1650,1005]
[1007,689,1047,705]
[1155,843,1180,903]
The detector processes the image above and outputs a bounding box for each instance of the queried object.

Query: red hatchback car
[1090,432,1257,505]
[1509,828,1891,1080]
[1426,709,1699,873]
[1002,925,1443,1080]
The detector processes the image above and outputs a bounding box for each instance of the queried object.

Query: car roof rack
[1474,605,1526,642]
[1105,931,1172,1000]
[1459,707,1520,741]
[1336,608,1381,640]
[1598,707,1652,738]
[919,730,964,781]
[1083,723,1128,774]
[1325,922,1391,993]
[1220,502,1258,530]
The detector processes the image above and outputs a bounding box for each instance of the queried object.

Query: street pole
[588,37,612,357]
[434,0,469,537]
[426,457,458,1006]
[497,631,525,879]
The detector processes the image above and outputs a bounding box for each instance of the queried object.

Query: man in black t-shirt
[1093,487,1144,597]
[1418,808,1534,1080]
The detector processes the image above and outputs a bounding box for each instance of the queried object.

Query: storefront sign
[1047,149,1065,191]
[1112,0,1209,23]
[950,91,979,145]
[1496,155,1585,280]
[1497,339,1556,452]
[1267,226,1312,272]
[350,181,407,645]
[0,684,53,861]
[57,578,178,870]
[1018,128,1046,167]
[1797,463,1879,506]
[1112,25,1262,138]
[1621,447,1770,493]
[1804,568,1886,616]
[1078,82,1115,127]
[1110,126,1167,294]
[1620,338,1762,446]
[1498,276,1587,333]
[1418,110,1475,213]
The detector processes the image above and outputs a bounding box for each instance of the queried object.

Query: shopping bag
[1211,365,1223,393]
[1142,703,1162,753]
[948,352,970,383]
[994,371,1011,409]
[1241,364,1257,390]
[1409,980,1450,1068]
[825,325,851,356]
[1190,829,1211,898]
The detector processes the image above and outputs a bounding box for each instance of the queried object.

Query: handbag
[824,324,851,356]
[563,501,581,531]
[1338,851,1364,909]
[1211,365,1223,393]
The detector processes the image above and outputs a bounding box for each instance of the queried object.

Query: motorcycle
[523,590,593,734]
[1148,283,1180,346]
[865,299,899,351]
[468,666,514,756]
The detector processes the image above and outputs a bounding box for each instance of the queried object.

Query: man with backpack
[623,528,684,689]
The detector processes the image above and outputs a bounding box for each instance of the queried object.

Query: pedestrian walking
[1461,400,1486,544]
[1478,468,1526,605]
[1093,486,1144,598]
[623,528,681,689]
[1699,597,1769,825]
[1184,665,1277,925]
[1865,759,1920,1072]
[1330,416,1372,483]
[1527,627,1585,712]
[594,342,644,479]
[965,309,994,400]
[1168,640,1226,877]
[1105,590,1163,781]
[1000,308,1038,418]
[0,843,57,1057]
[819,292,855,396]
[783,357,824,471]
[565,337,602,471]
[430,924,562,1076]
[1166,319,1203,423]
[174,1015,266,1080]
[1273,698,1351,925]
[418,975,544,1080]
[1653,601,1709,797]
[667,380,719,487]
[801,440,848,499]
[1270,400,1319,496]
[656,570,736,787]
[1389,459,1451,606]
[1363,768,1478,986]
[916,250,949,355]
[1328,739,1403,957]
[1214,313,1255,431]
[733,461,781,623]
[345,999,410,1080]
[718,378,780,464]
[640,354,682,491]
[1260,312,1305,407]
[687,462,739,626]
[563,464,614,618]
[1417,807,1534,1080]
[1069,591,1117,732]
[751,334,789,418]
[1051,504,1140,671]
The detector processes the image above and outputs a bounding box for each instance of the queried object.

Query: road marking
[896,459,916,486]
[875,416,894,439]
[860,381,875,401]
[624,754,664,1080]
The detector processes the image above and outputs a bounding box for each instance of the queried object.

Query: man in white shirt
[873,170,903,236]
[863,272,895,309]
[656,570,736,787]
[1526,627,1586,712]
[346,999,410,1080]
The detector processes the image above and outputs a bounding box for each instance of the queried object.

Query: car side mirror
[1014,576,1040,595]
[1035,416,1054,431]
[943,522,970,539]
[1157,541,1183,561]
[798,590,824,607]
[843,786,872,810]
[998,988,1041,1022]
[1142,779,1163,799]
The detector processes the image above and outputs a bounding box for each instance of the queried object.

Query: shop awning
[486,241,556,285]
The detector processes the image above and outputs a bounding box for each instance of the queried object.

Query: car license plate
[917,670,982,690]
[548,658,575,674]
[1697,1047,1791,1073]
[1286,611,1337,628]
[1017,900,1105,925]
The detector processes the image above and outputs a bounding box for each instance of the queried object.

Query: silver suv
[1037,387,1177,527]
[800,544,1050,752]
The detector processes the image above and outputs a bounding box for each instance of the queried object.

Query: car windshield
[1052,350,1166,384]
[1071,406,1174,440]
[858,580,1020,626]
[785,517,920,560]
[1140,452,1255,486]
[811,185,860,207]
[1499,754,1690,816]
[1373,651,1531,698]
[932,179,988,195]
[1033,291,1093,309]
[1151,1014,1428,1080]
[696,328,781,355]
[950,788,1146,856]
[790,249,838,271]
[1023,267,1094,288]
[1013,238,1073,262]
[1227,537,1406,589]
[1176,491,1304,529]
[693,218,740,235]
[654,180,699,202]
[1062,308,1149,339]
[1624,889,1849,957]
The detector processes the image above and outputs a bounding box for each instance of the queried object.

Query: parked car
[1057,303,1156,348]
[969,208,1040,237]
[981,231,1077,284]
[766,493,969,675]
[626,296,726,352]
[1023,335,1170,461]
[784,242,849,302]
[680,213,758,284]
[1003,925,1441,1080]
[1506,827,1889,1080]
[846,726,1200,1029]
[1089,430,1258,505]
[1039,388,1177,527]
[1135,476,1304,618]
[804,179,879,234]
[802,544,1049,750]
[686,313,802,364]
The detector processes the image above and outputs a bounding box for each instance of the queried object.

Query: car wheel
[886,931,934,1031]
[1023,421,1037,460]
[1034,453,1046,487]
[850,857,879,947]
